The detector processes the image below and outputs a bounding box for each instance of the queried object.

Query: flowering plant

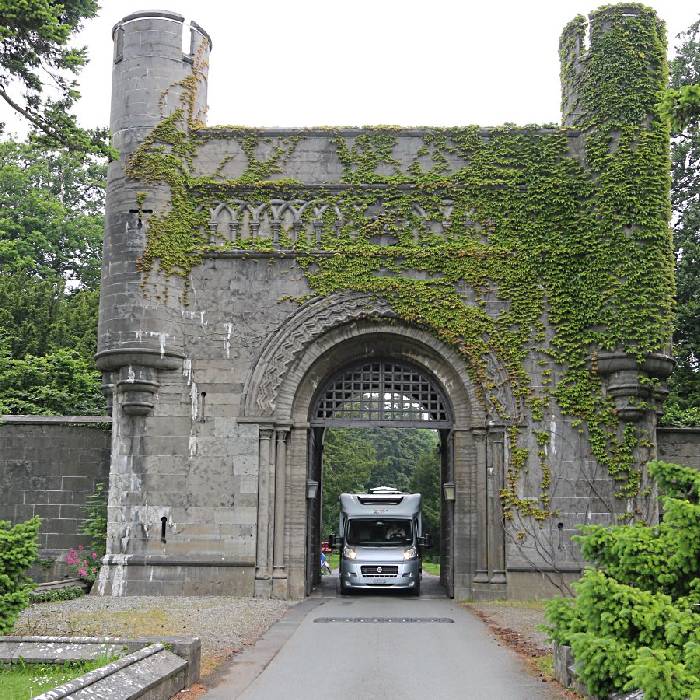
[65,545,101,582]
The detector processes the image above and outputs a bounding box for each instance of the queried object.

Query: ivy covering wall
[125,4,674,522]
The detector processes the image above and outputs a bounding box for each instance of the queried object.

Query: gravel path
[468,601,550,649]
[14,596,290,676]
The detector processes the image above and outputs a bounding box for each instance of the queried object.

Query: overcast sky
[3,0,699,135]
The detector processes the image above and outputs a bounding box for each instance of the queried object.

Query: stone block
[48,489,76,504]
[23,490,50,505]
[45,533,79,550]
[61,475,92,492]
[553,642,573,688]
[52,518,81,535]
[59,504,86,519]
[0,506,15,521]
[33,504,61,520]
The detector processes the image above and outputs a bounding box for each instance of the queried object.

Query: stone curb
[33,643,164,699]
[0,635,201,699]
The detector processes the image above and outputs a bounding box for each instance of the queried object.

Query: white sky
[2,0,699,134]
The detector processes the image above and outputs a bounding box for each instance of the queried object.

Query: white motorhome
[330,486,432,595]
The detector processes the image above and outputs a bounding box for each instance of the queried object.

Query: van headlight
[403,546,418,560]
[343,545,357,560]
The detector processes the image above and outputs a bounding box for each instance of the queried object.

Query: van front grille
[361,565,398,577]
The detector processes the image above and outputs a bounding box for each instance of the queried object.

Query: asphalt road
[205,576,561,700]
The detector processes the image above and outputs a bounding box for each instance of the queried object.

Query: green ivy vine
[125,3,674,523]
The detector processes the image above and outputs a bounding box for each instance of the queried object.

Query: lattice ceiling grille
[312,360,451,427]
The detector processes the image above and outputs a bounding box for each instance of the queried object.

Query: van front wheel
[411,580,421,597]
[339,579,351,596]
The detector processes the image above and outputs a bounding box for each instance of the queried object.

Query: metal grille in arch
[312,360,451,428]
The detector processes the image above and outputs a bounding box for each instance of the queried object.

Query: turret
[560,4,666,130]
[96,12,211,415]
[560,4,674,521]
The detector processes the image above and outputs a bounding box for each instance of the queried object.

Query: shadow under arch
[241,293,512,600]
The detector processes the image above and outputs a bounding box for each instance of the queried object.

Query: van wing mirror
[328,534,341,549]
[419,533,433,549]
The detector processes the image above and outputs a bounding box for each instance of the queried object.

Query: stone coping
[33,643,185,700]
[32,578,89,594]
[0,638,127,665]
[657,426,700,434]
[0,635,200,689]
[196,126,582,138]
[0,415,111,424]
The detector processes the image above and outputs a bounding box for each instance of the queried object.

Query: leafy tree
[0,140,104,286]
[0,139,105,414]
[322,429,374,535]
[367,428,439,493]
[0,348,103,415]
[0,274,98,361]
[409,445,441,555]
[663,18,700,425]
[0,0,110,155]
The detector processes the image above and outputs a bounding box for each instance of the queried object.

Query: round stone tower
[97,11,210,414]
[95,12,211,595]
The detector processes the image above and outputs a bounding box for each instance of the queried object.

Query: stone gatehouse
[96,5,675,599]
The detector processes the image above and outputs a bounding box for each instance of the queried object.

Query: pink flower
[78,568,87,578]
[91,552,98,559]
[66,549,78,565]
[78,544,84,550]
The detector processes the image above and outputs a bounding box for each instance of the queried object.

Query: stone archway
[241,293,513,600]
[305,357,455,596]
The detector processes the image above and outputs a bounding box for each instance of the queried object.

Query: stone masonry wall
[657,427,700,470]
[0,417,111,581]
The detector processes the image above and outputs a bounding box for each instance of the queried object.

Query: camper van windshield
[346,519,413,547]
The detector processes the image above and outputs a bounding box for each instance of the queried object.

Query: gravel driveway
[13,596,290,677]
[468,601,550,649]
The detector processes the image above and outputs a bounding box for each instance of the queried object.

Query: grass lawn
[0,656,116,700]
[325,552,340,571]
[422,560,440,576]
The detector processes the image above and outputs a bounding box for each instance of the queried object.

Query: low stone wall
[0,416,111,581]
[657,426,700,469]
[0,635,200,699]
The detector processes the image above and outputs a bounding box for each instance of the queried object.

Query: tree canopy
[0,0,109,156]
[662,17,700,426]
[0,139,104,415]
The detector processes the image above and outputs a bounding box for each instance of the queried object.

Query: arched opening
[243,300,507,601]
[305,359,455,597]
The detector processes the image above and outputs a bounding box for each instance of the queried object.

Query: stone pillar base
[472,570,489,583]
[271,574,288,599]
[472,578,507,601]
[254,577,272,598]
[95,556,255,596]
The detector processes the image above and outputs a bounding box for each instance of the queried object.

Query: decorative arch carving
[241,292,518,425]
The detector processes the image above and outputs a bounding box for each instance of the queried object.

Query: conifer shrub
[545,461,700,699]
[0,516,40,634]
